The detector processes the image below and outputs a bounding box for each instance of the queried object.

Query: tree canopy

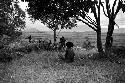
[22,0,98,31]
[22,0,125,33]
[0,0,26,37]
[22,0,77,30]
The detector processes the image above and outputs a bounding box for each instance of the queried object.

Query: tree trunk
[105,19,115,55]
[96,0,105,57]
[53,29,56,44]
[96,29,105,57]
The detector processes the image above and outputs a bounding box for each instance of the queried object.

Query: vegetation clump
[82,37,95,50]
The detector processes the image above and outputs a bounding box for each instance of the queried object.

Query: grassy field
[0,50,125,83]
[22,31,125,47]
[0,31,124,83]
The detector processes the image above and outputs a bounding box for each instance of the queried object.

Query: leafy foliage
[0,0,26,37]
[22,0,98,31]
[82,37,94,50]
[22,0,77,30]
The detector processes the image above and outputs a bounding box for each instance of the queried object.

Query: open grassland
[0,31,124,83]
[23,31,125,47]
[0,32,125,83]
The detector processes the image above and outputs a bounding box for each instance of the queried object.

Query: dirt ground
[0,50,125,83]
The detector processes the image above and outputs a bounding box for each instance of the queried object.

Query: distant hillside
[72,28,125,33]
[23,28,40,32]
[22,31,53,40]
[113,28,125,33]
[21,28,125,46]
[21,32,125,47]
[101,28,125,33]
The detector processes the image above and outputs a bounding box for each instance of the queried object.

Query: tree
[0,0,25,38]
[22,0,105,55]
[101,0,125,55]
[56,0,105,55]
[21,0,77,44]
[41,14,77,44]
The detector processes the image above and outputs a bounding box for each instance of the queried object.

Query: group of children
[27,35,75,63]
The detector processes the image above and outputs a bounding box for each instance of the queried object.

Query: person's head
[66,42,74,48]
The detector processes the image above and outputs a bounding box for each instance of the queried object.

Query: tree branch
[94,0,99,9]
[80,12,97,27]
[100,2,109,18]
[91,5,98,22]
[77,18,97,32]
[84,16,97,27]
[115,22,120,28]
[112,0,118,15]
[86,15,97,25]
[114,0,122,18]
[105,0,111,16]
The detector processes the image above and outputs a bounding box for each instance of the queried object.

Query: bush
[82,37,94,50]
[107,46,125,63]
[111,46,125,58]
[14,45,32,53]
[0,47,24,62]
[0,48,13,62]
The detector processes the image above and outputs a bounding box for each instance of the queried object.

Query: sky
[18,0,125,32]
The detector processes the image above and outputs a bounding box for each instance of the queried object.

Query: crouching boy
[64,42,75,62]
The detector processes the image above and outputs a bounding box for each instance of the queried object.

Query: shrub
[107,46,125,63]
[82,37,94,50]
[111,46,125,57]
[0,47,13,62]
[0,46,24,62]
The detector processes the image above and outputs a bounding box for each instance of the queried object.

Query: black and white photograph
[0,0,125,83]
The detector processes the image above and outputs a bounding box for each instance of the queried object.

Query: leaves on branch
[0,0,26,37]
[22,0,100,31]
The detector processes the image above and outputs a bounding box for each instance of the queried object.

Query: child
[64,42,75,62]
